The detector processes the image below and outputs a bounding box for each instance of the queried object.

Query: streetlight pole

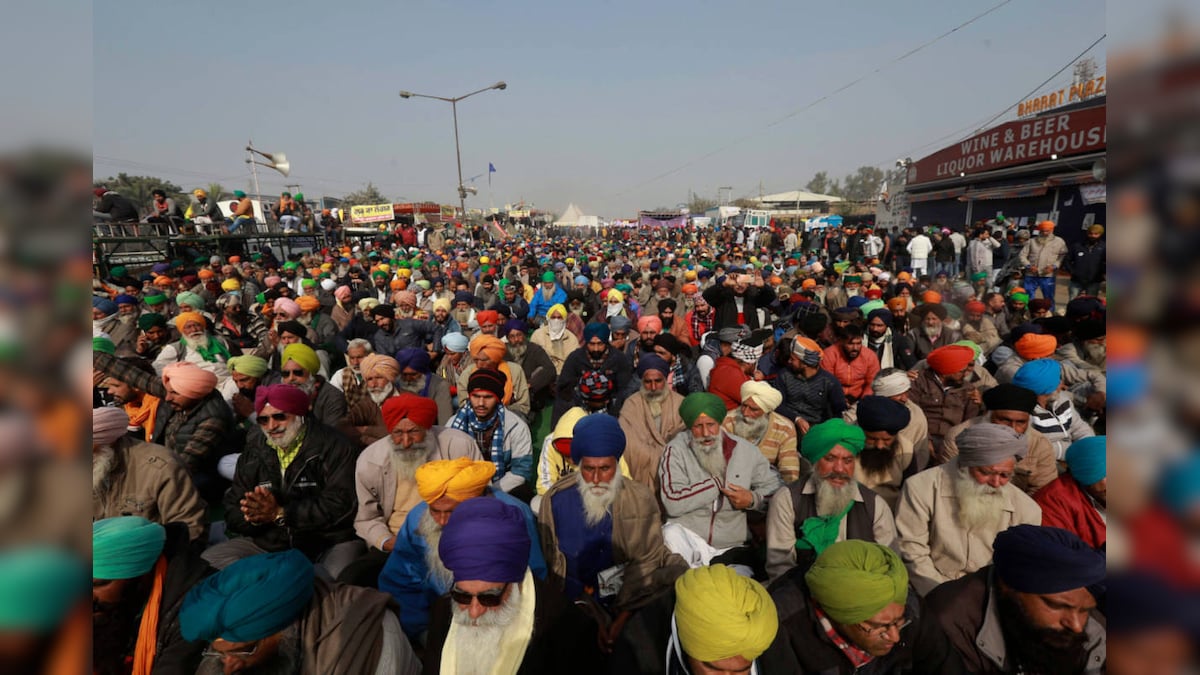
[399,81,507,224]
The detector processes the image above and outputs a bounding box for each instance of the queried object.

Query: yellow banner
[350,203,394,223]
[440,205,456,220]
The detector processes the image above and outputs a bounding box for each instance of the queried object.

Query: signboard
[638,212,688,228]
[908,105,1105,186]
[508,209,530,219]
[1018,76,1105,117]
[350,203,394,223]
[440,205,456,220]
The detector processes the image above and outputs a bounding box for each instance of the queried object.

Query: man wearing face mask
[531,304,579,375]
[1018,220,1068,311]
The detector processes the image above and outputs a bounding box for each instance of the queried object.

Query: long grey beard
[452,309,472,325]
[368,383,395,405]
[577,472,623,527]
[196,626,300,675]
[922,325,942,340]
[117,313,137,326]
[450,583,523,675]
[93,446,116,495]
[293,378,316,397]
[814,474,857,516]
[954,469,1007,531]
[390,441,428,480]
[692,436,726,478]
[418,510,454,589]
[642,387,666,417]
[508,343,527,361]
[183,333,211,351]
[397,377,426,395]
[731,411,770,444]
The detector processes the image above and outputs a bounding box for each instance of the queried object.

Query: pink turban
[334,285,352,302]
[638,316,663,333]
[360,354,400,381]
[393,290,417,308]
[263,275,282,288]
[273,298,300,320]
[161,362,218,400]
[93,407,129,447]
[254,384,311,416]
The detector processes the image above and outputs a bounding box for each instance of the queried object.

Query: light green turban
[281,343,319,375]
[227,355,270,379]
[800,419,865,465]
[93,516,166,580]
[174,291,204,311]
[674,564,778,663]
[679,392,727,427]
[805,540,909,625]
[0,548,87,632]
[93,336,115,354]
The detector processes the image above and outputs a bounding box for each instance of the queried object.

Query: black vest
[788,481,878,542]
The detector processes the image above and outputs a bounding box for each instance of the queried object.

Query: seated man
[1034,436,1106,549]
[723,380,801,484]
[850,395,923,511]
[379,458,546,642]
[1014,358,1095,460]
[618,355,687,491]
[773,336,847,436]
[504,318,557,412]
[942,383,1059,496]
[760,540,961,674]
[537,415,688,652]
[92,407,207,543]
[766,419,896,583]
[349,394,480,584]
[424,497,598,673]
[153,311,233,378]
[667,564,779,675]
[344,352,394,448]
[660,392,783,569]
[98,355,164,442]
[276,342,350,435]
[395,347,454,425]
[896,423,1043,595]
[925,525,1107,674]
[92,517,213,675]
[206,384,362,580]
[180,550,420,674]
[457,335,532,418]
[448,368,534,500]
[821,324,881,404]
[908,344,982,461]
[706,339,757,410]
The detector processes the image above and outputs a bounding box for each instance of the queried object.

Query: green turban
[93,336,115,354]
[281,343,320,375]
[952,339,982,361]
[679,392,728,427]
[233,190,247,198]
[138,313,167,331]
[805,541,908,625]
[93,516,166,580]
[541,270,556,282]
[282,261,299,271]
[175,291,204,311]
[800,419,865,465]
[0,548,86,632]
[371,270,388,280]
[143,293,167,306]
[227,355,269,379]
[109,265,127,277]
[1011,292,1029,304]
[300,278,316,288]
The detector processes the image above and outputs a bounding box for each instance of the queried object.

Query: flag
[488,162,496,187]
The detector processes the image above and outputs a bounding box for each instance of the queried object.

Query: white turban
[740,380,782,414]
[872,370,911,397]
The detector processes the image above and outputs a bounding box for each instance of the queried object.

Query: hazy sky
[93,0,1105,217]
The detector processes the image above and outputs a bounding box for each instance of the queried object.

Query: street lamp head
[492,81,507,91]
[398,90,414,99]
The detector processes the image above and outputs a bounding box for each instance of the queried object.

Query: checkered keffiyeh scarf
[450,404,507,481]
[690,307,713,344]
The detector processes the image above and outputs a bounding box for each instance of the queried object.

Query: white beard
[814,473,857,516]
[183,333,211,351]
[293,378,316,397]
[450,583,524,675]
[93,446,116,495]
[954,468,1007,531]
[691,435,726,478]
[265,417,305,452]
[390,440,428,480]
[642,387,666,417]
[922,325,942,340]
[730,411,770,444]
[417,510,454,589]
[1083,342,1106,365]
[508,343,527,361]
[570,306,585,316]
[117,313,137,326]
[577,471,623,527]
[368,382,395,405]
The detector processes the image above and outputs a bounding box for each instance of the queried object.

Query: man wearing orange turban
[457,335,530,417]
[378,458,547,639]
[474,309,501,336]
[909,345,982,458]
[1014,332,1057,361]
[292,295,338,355]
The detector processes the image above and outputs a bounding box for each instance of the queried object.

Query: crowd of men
[83,211,1137,674]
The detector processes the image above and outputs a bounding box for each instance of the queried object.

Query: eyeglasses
[857,617,911,638]
[202,641,260,660]
[450,584,508,607]
[256,412,290,425]
[280,368,308,378]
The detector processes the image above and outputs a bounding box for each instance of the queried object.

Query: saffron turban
[583,322,610,343]
[227,355,269,379]
[740,380,782,414]
[416,458,496,504]
[281,343,319,375]
[1015,333,1057,360]
[637,354,671,377]
[921,290,942,304]
[175,292,204,311]
[965,300,986,314]
[927,345,975,376]
[253,384,310,416]
[570,414,626,464]
[334,285,352,302]
[394,290,417,308]
[637,315,662,333]
[93,406,129,447]
[294,295,320,314]
[442,332,469,353]
[856,396,910,434]
[886,297,907,312]
[389,278,405,291]
[395,347,431,374]
[801,419,866,464]
[162,362,218,399]
[433,297,452,313]
[956,422,1028,466]
[992,525,1106,596]
[475,310,500,326]
[470,335,507,364]
[173,311,205,332]
[138,313,167,331]
[439,497,530,584]
[92,516,166,580]
[273,297,300,320]
[674,564,778,663]
[1012,358,1062,395]
[381,393,438,430]
[805,541,908,625]
[982,383,1037,413]
[1065,436,1106,486]
[180,550,315,643]
[0,548,86,632]
[680,392,727,427]
[360,353,400,381]
[792,336,822,366]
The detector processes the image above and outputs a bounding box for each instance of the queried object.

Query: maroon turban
[381,393,438,431]
[254,384,311,416]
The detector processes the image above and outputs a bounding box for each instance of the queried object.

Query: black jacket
[150,522,215,675]
[224,419,358,559]
[553,346,633,424]
[1065,239,1105,284]
[95,191,139,221]
[702,283,775,330]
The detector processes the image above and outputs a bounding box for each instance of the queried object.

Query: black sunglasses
[280,368,308,378]
[256,412,290,425]
[449,584,508,607]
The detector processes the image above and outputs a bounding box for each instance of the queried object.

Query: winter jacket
[966,236,1001,276]
[906,369,980,442]
[93,435,208,543]
[1034,474,1106,549]
[146,523,215,675]
[528,285,568,321]
[702,283,775,330]
[1065,238,1106,284]
[554,346,633,422]
[1018,234,1068,274]
[907,234,933,260]
[942,414,1058,496]
[371,318,439,356]
[772,367,847,426]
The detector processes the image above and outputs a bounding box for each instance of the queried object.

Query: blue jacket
[527,285,567,320]
[377,489,548,639]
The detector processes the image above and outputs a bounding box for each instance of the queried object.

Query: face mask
[548,318,566,334]
[606,303,622,318]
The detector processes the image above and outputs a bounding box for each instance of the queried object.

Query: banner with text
[350,203,394,223]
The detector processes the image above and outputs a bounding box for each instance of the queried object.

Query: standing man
[1065,223,1106,300]
[907,228,933,277]
[1019,220,1068,309]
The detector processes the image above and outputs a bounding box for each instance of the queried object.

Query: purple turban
[253,384,310,416]
[503,319,527,335]
[637,354,671,377]
[394,347,431,374]
[866,308,893,328]
[438,497,530,584]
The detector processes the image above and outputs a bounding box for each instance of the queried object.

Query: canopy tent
[804,214,843,231]
[554,203,587,227]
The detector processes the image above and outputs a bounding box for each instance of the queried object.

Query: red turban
[381,393,438,431]
[254,383,311,416]
[161,362,218,399]
[965,300,986,314]
[475,310,501,327]
[927,345,976,376]
[865,288,883,300]
[1015,333,1057,360]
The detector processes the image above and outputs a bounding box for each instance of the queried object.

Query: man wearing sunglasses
[204,384,363,581]
[268,342,351,439]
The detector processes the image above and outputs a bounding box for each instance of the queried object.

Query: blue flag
[488,163,496,173]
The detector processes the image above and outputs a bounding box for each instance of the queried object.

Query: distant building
[753,190,843,220]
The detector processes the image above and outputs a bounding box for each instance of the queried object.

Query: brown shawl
[299,578,394,675]
[618,389,686,492]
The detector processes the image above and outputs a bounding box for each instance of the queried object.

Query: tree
[805,171,832,196]
[731,198,759,209]
[95,173,188,217]
[341,182,387,207]
[688,194,717,214]
[206,183,226,201]
[840,166,886,203]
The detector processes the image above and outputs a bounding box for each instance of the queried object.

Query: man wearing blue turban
[1034,436,1106,549]
[1016,358,1096,460]
[554,317,633,424]
[537,414,688,652]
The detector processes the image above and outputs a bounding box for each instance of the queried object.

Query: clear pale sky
[92,0,1105,218]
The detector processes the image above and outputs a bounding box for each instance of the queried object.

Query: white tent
[554,203,586,227]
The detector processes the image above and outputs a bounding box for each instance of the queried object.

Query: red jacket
[1034,474,1105,549]
[820,344,880,402]
[707,356,750,410]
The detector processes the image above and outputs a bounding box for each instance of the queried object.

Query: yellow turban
[606,289,624,303]
[547,303,567,319]
[221,278,241,292]
[433,297,452,313]
[740,380,782,414]
[416,458,496,504]
[358,298,380,313]
[674,564,778,663]
[281,343,320,375]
